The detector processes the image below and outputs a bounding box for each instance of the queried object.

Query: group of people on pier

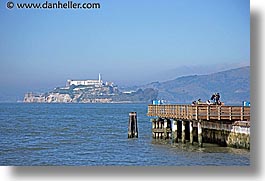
[192,93,222,105]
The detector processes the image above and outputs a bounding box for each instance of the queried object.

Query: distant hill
[22,66,250,104]
[139,66,250,105]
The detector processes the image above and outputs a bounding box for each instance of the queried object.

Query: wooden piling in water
[151,118,156,138]
[163,119,168,139]
[190,121,193,145]
[198,120,203,147]
[128,112,138,138]
[172,119,178,143]
[163,119,171,139]
[182,121,186,143]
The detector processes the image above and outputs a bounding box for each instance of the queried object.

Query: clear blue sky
[0,0,250,101]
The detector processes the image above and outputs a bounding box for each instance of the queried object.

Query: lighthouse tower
[98,73,102,85]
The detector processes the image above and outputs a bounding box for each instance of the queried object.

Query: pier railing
[148,105,250,121]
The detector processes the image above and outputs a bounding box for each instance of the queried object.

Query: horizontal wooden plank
[152,128,172,133]
[148,104,250,121]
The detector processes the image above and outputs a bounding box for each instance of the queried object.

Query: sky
[0,0,250,101]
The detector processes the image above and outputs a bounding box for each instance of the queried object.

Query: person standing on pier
[216,93,221,105]
[211,93,221,105]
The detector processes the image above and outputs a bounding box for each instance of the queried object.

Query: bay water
[0,103,250,166]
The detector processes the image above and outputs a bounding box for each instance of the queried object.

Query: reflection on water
[151,139,250,166]
[152,139,250,154]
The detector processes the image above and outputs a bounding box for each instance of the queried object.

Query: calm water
[0,103,250,166]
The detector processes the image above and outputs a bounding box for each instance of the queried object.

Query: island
[23,74,158,103]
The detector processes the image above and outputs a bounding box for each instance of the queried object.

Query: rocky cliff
[24,84,158,103]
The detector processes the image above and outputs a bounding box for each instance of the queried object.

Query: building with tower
[66,74,103,87]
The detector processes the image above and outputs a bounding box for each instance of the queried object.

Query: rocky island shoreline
[24,74,158,103]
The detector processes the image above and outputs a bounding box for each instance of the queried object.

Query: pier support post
[182,121,186,143]
[167,119,171,139]
[158,120,162,139]
[198,120,203,147]
[172,119,178,143]
[164,119,168,139]
[152,118,156,138]
[128,112,138,138]
[155,119,159,138]
[190,121,193,145]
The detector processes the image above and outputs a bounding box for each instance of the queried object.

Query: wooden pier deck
[147,104,250,121]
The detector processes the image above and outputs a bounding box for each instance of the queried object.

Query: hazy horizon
[0,0,250,101]
[0,63,249,102]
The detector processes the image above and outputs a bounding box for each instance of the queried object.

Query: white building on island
[67,74,103,87]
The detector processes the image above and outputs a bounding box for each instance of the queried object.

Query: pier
[147,104,250,149]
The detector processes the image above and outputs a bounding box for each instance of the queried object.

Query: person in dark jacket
[211,93,221,105]
[216,93,221,105]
